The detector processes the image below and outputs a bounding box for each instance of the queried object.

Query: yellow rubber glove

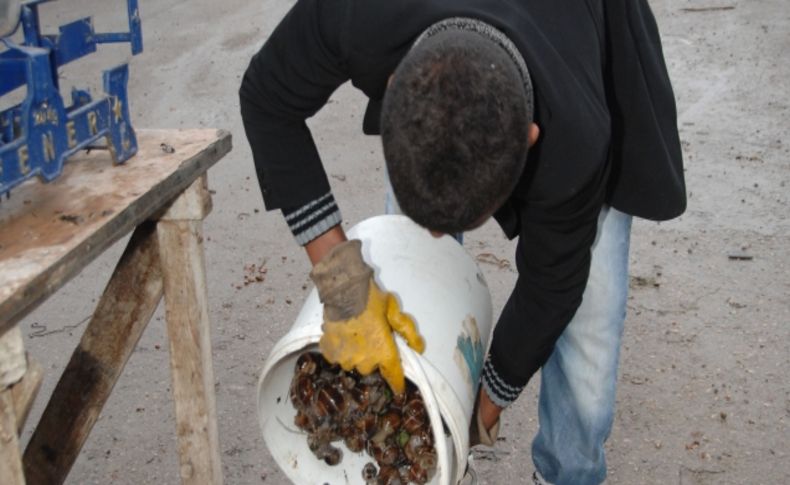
[310,240,425,395]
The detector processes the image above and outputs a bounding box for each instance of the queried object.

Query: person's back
[239,1,684,483]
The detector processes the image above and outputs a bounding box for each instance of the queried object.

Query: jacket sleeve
[488,175,608,394]
[239,0,351,213]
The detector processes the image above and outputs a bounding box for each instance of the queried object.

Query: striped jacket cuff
[282,192,343,246]
[481,357,525,408]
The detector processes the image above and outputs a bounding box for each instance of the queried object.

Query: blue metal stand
[0,0,143,196]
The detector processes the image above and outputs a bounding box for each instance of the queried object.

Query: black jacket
[239,0,685,382]
[240,0,684,219]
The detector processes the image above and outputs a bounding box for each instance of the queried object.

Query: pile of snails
[289,352,437,484]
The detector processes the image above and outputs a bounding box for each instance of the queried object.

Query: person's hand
[319,279,425,394]
[310,240,425,394]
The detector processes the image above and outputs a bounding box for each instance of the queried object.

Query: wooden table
[0,129,232,484]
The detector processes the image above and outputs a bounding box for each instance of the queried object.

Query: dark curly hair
[381,29,531,233]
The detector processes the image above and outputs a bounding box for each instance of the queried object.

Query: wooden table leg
[156,175,222,485]
[0,390,25,485]
[0,326,27,485]
[23,221,164,485]
[11,358,43,434]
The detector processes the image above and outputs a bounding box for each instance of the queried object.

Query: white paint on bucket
[257,215,493,484]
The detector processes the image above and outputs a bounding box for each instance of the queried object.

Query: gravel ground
[7,0,788,483]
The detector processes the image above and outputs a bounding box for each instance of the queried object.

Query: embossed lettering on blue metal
[0,0,143,196]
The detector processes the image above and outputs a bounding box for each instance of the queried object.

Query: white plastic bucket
[257,215,493,485]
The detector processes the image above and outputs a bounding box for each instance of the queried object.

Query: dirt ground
[7,0,788,484]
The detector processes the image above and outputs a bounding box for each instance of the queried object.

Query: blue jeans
[532,206,632,485]
[384,177,401,215]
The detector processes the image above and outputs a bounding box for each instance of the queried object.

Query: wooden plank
[11,358,43,434]
[0,129,232,334]
[157,217,222,485]
[0,390,25,485]
[23,221,163,485]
